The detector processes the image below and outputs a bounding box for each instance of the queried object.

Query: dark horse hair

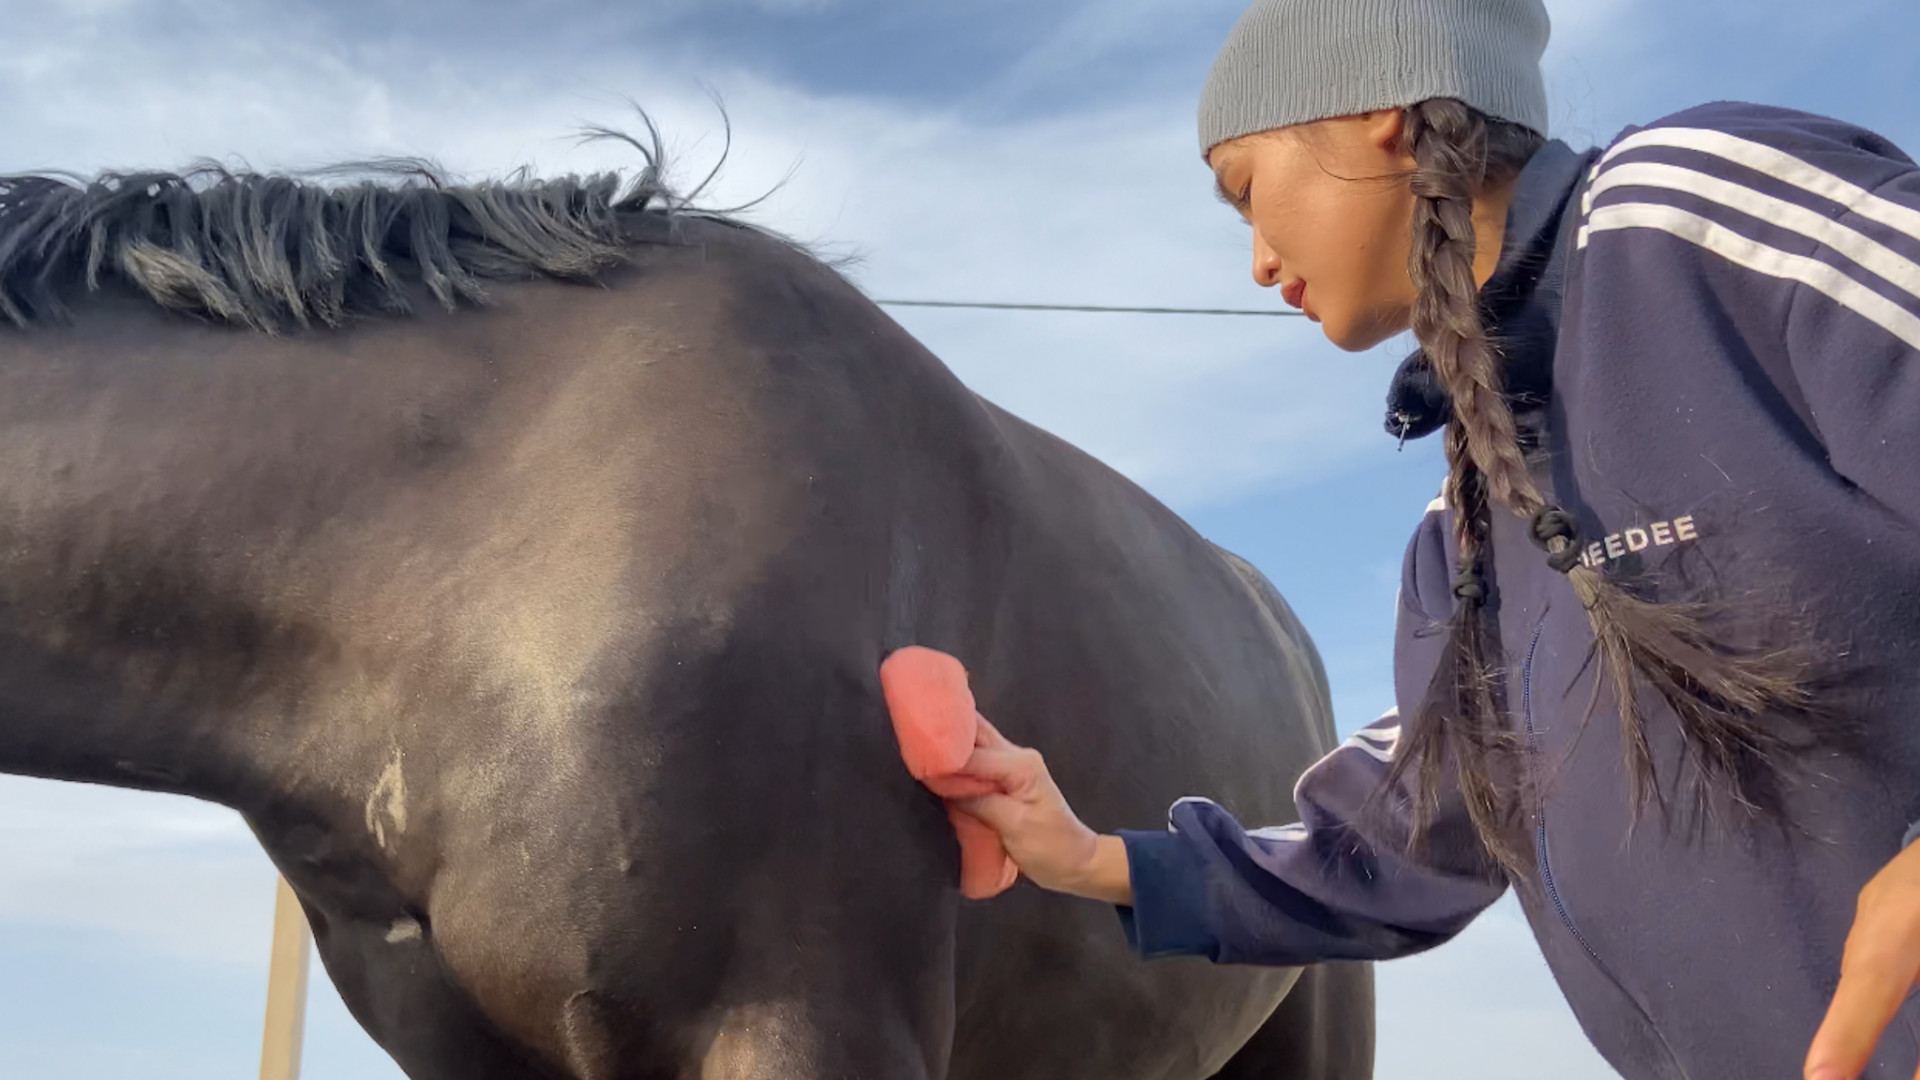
[0,112,799,333]
[1327,99,1838,877]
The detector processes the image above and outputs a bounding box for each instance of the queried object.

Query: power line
[873,299,1304,317]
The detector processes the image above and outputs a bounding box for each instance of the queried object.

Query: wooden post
[259,874,312,1080]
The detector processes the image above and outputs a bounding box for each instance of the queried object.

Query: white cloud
[0,775,407,1078]
[958,0,1200,116]
[0,778,272,967]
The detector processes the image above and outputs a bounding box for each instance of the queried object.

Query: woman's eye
[1215,176,1253,214]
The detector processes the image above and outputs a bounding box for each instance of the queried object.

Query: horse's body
[0,162,1372,1078]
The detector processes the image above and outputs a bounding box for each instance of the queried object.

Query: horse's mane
[0,115,794,334]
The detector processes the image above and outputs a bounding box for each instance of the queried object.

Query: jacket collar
[1382,137,1603,443]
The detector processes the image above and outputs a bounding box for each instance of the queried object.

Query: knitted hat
[1197,0,1552,156]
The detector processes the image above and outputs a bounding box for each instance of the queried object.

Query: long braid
[1375,99,1536,874]
[1372,99,1830,876]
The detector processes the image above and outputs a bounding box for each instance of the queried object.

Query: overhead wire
[872,299,1303,317]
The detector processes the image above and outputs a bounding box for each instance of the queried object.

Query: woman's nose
[1250,231,1283,288]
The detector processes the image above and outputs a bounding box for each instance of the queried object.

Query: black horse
[0,126,1373,1079]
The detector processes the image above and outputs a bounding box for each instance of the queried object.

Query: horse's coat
[0,147,1373,1079]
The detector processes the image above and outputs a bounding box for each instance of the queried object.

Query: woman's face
[1206,110,1421,352]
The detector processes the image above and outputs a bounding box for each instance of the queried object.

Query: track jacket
[1118,101,1920,1080]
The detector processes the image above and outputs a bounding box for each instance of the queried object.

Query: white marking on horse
[386,916,423,944]
[365,750,408,853]
[699,1001,818,1080]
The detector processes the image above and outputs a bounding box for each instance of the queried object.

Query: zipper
[1521,619,1606,967]
[1522,611,1694,1078]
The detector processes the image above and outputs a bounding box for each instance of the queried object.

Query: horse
[0,123,1374,1079]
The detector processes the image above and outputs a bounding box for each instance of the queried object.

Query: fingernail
[1809,1069,1843,1080]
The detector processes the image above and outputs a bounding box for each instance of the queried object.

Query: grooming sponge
[880,646,1019,899]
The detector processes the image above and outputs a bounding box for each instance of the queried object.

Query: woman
[937,2,1920,1079]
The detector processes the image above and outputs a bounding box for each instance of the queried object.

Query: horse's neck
[0,347,342,806]
[0,507,294,802]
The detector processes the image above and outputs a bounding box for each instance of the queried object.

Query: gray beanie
[1197,0,1552,156]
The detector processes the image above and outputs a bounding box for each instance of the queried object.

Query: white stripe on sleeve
[1585,126,1920,246]
[1581,201,1920,351]
[1292,707,1398,804]
[1587,160,1920,302]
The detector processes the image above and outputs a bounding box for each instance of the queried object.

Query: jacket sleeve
[1114,502,1510,966]
[1772,121,1920,524]
[1572,101,1920,526]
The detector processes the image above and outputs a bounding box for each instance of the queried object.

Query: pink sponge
[880,646,1019,899]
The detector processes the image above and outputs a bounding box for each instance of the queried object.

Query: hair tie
[1528,507,1584,575]
[1452,568,1487,604]
[1528,507,1578,549]
[1545,547,1585,574]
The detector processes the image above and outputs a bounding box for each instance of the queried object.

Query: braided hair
[1369,99,1823,877]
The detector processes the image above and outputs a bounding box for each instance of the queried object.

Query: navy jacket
[1119,101,1920,1080]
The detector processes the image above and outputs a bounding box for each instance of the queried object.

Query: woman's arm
[953,505,1512,967]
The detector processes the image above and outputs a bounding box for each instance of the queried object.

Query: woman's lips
[1283,281,1319,321]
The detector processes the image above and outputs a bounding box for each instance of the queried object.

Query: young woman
[939,2,1920,1080]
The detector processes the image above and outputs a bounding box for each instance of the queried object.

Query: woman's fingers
[973,713,1016,750]
[923,773,998,799]
[966,717,1050,795]
[955,742,1043,796]
[947,745,1051,832]
[948,790,1019,832]
[1805,926,1917,1079]
[921,714,1103,897]
[1804,851,1920,1080]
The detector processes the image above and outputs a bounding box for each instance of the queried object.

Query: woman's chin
[1319,319,1375,353]
[1321,311,1404,353]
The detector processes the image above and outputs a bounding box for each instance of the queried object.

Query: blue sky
[1,0,1915,1077]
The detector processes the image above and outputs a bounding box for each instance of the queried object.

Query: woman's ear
[1362,107,1412,159]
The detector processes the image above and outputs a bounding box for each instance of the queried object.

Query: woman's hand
[946,716,1135,906]
[1805,841,1920,1080]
